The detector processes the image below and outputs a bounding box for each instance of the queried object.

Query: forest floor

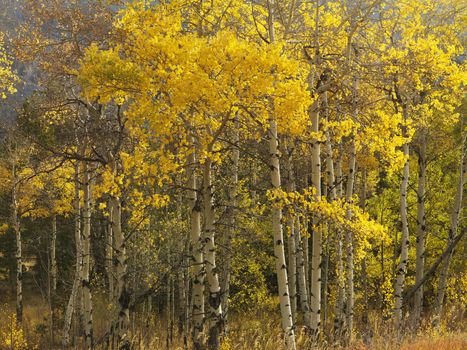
[0,287,465,349]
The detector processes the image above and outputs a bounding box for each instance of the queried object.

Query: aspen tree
[12,161,22,323]
[106,154,130,349]
[267,1,296,348]
[285,149,298,322]
[413,132,427,328]
[295,217,312,327]
[188,138,205,350]
[309,97,322,338]
[394,107,410,330]
[51,215,57,292]
[202,154,223,350]
[221,116,240,331]
[63,162,82,347]
[81,160,93,348]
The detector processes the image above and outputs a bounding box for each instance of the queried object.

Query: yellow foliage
[0,312,28,350]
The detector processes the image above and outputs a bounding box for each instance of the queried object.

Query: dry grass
[0,293,465,350]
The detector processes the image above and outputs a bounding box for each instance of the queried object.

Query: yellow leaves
[0,33,17,99]
[78,1,312,163]
[0,311,28,350]
[267,186,388,260]
[78,44,147,104]
[0,223,8,235]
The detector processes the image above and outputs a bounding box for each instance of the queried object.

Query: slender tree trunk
[221,117,239,332]
[285,151,298,322]
[303,219,310,301]
[171,271,175,343]
[394,115,410,330]
[49,215,57,347]
[166,272,172,350]
[309,99,322,339]
[51,215,57,292]
[322,92,334,329]
[413,136,426,328]
[295,216,312,327]
[267,2,295,348]
[82,161,93,349]
[12,172,22,324]
[106,202,115,349]
[63,163,82,347]
[188,140,205,350]
[183,230,190,350]
[287,217,298,323]
[322,228,330,326]
[334,143,345,332]
[360,171,370,338]
[109,193,130,349]
[434,138,465,324]
[344,138,356,342]
[107,203,114,304]
[202,156,223,350]
[268,117,296,349]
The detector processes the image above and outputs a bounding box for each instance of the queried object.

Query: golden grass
[0,294,465,350]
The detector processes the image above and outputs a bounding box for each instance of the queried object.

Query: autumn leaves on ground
[0,0,465,349]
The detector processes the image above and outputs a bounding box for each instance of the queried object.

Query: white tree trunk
[266,2,295,348]
[344,138,356,342]
[109,193,130,348]
[310,100,322,338]
[285,151,297,322]
[333,148,345,335]
[269,117,296,349]
[51,215,57,292]
[82,161,93,348]
[221,117,239,331]
[394,137,410,330]
[63,163,82,347]
[413,137,426,328]
[295,217,312,327]
[323,92,335,331]
[12,170,22,323]
[202,156,223,350]
[188,140,205,350]
[107,202,114,304]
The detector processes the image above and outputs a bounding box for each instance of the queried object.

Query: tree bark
[268,117,296,349]
[413,136,426,328]
[394,116,410,330]
[63,163,82,347]
[51,215,57,292]
[334,145,345,335]
[12,165,22,324]
[310,99,322,339]
[267,2,296,348]
[109,193,130,349]
[344,138,356,342]
[202,156,223,350]
[295,216,312,327]
[188,140,205,350]
[285,151,298,322]
[221,116,239,332]
[81,161,93,349]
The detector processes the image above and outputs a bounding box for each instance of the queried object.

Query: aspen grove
[0,1,465,349]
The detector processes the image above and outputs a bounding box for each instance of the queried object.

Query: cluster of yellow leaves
[378,0,465,126]
[267,186,388,261]
[0,311,29,350]
[0,33,17,99]
[18,163,74,219]
[78,2,311,164]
